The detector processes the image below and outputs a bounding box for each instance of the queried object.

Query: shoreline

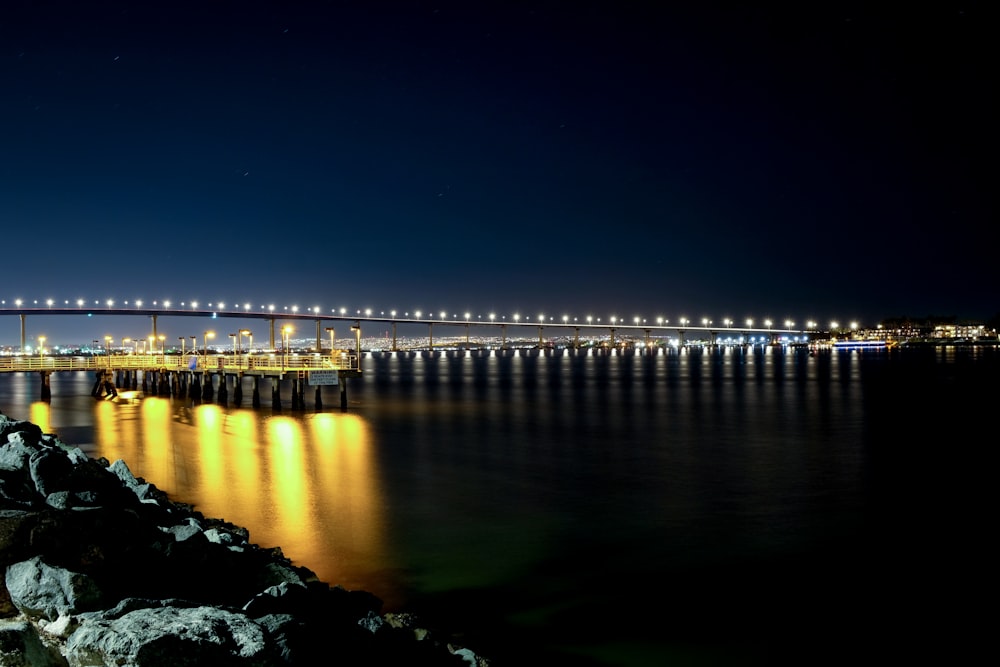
[0,411,491,665]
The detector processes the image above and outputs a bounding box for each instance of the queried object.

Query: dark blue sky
[2,1,993,343]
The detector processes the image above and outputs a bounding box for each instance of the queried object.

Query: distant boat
[832,340,890,350]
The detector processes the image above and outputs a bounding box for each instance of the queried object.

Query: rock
[5,556,103,621]
[0,618,68,667]
[66,602,269,667]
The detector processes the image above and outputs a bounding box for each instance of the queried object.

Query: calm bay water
[3,345,995,665]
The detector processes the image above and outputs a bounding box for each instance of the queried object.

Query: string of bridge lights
[1,297,862,332]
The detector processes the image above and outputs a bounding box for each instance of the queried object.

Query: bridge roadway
[4,306,804,351]
[1,352,361,410]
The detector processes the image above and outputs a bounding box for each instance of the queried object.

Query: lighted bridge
[3,304,809,354]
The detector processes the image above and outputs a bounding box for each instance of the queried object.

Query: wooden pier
[1,352,361,410]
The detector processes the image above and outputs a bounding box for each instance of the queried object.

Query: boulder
[5,556,103,621]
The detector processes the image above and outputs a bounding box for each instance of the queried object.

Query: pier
[1,352,361,410]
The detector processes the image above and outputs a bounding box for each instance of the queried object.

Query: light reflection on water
[18,382,393,605]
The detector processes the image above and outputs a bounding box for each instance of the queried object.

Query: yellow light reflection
[266,417,311,541]
[90,401,391,605]
[140,398,173,489]
[194,405,227,511]
[29,402,51,434]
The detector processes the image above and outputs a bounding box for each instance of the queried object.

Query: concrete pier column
[190,375,201,403]
[233,374,243,406]
[202,373,214,402]
[141,371,149,393]
[315,385,322,411]
[130,371,138,390]
[271,377,281,411]
[158,370,170,396]
[252,376,261,408]
[339,377,348,410]
[217,374,228,405]
[39,371,51,402]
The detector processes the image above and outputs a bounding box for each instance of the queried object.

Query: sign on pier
[308,370,339,386]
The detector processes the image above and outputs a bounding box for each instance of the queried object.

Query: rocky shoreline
[0,412,490,666]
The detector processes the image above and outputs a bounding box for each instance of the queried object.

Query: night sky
[2,2,994,343]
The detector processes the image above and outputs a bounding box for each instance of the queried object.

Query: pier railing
[0,352,360,374]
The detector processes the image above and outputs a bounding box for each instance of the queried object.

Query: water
[3,345,995,666]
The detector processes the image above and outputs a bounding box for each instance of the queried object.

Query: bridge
[2,304,807,353]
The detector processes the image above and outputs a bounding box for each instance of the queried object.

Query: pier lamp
[189,336,197,355]
[281,325,293,367]
[159,334,166,354]
[229,333,237,354]
[203,331,215,356]
[350,322,361,370]
[38,336,46,358]
[122,337,131,355]
[179,337,186,356]
[240,329,252,354]
[326,327,335,355]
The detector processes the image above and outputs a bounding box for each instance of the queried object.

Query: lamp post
[203,331,215,357]
[350,322,361,371]
[122,337,131,355]
[179,337,186,356]
[229,333,237,354]
[38,336,46,358]
[325,327,335,358]
[240,329,252,354]
[281,325,293,369]
[104,336,112,368]
[158,334,166,355]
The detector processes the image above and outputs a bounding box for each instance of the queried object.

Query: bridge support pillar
[39,371,51,402]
